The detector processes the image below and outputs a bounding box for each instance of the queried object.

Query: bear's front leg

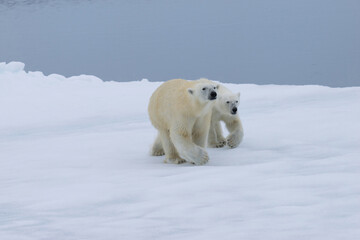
[170,128,209,165]
[164,157,187,164]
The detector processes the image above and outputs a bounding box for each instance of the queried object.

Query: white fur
[208,84,244,148]
[148,78,218,165]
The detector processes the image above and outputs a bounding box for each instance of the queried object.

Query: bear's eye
[236,101,238,103]
[226,101,230,104]
[202,87,206,91]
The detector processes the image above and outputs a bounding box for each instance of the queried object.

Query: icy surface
[1,62,360,239]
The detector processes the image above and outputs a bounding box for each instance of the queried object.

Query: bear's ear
[188,88,194,95]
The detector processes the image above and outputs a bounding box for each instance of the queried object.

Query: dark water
[1,0,359,87]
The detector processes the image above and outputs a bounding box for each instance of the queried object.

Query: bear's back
[149,79,191,107]
[148,79,192,129]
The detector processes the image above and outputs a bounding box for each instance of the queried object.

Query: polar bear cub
[208,84,244,148]
[148,78,218,165]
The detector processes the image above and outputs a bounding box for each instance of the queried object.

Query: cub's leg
[225,118,244,148]
[214,121,226,148]
[208,120,226,148]
[193,114,211,148]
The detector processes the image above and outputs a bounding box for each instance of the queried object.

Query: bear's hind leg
[159,130,186,164]
[151,132,165,156]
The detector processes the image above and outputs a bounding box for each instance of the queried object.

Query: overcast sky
[0,0,359,87]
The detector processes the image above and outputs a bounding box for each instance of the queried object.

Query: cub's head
[217,92,240,115]
[188,80,219,103]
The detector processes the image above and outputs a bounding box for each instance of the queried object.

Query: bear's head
[217,92,240,115]
[187,81,219,104]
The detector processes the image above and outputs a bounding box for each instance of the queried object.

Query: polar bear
[208,84,244,148]
[148,78,218,165]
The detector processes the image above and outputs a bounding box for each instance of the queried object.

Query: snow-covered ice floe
[1,62,359,240]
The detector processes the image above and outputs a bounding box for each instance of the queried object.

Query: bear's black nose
[232,107,237,114]
[210,91,217,100]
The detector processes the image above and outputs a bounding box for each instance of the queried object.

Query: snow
[1,61,359,240]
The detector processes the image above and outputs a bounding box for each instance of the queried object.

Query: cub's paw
[208,139,226,148]
[215,138,226,148]
[226,133,241,148]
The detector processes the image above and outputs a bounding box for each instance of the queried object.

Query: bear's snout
[209,91,217,100]
[231,107,237,114]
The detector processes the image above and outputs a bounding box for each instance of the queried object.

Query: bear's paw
[164,157,187,164]
[151,143,165,156]
[190,147,209,165]
[152,148,165,156]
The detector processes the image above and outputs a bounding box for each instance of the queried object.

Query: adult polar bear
[148,78,218,165]
[208,84,244,148]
